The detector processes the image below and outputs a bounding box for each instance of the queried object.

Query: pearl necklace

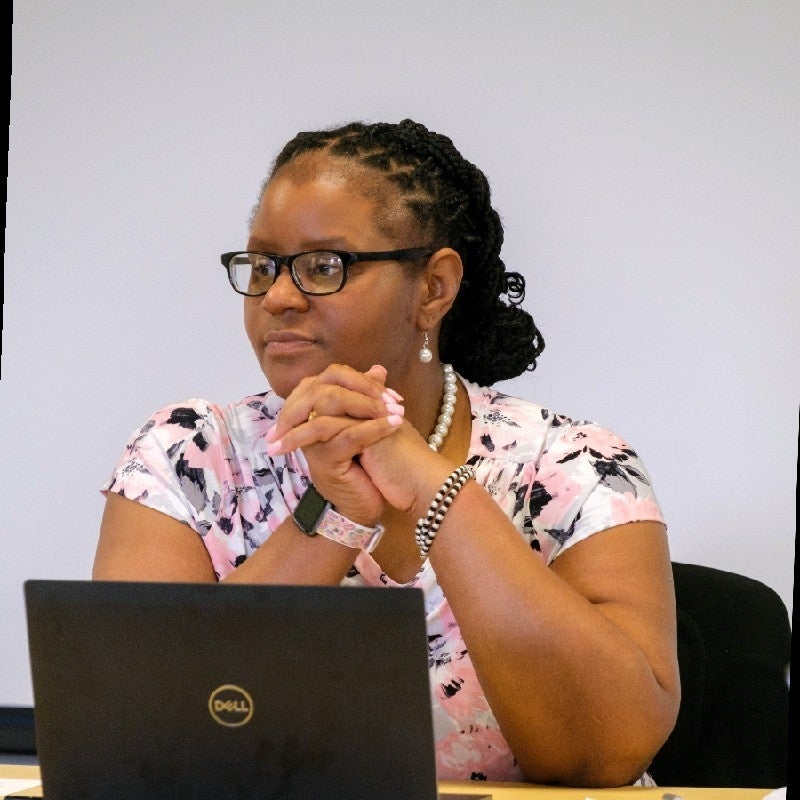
[427,364,457,451]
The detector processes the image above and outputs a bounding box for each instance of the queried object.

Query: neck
[391,359,451,444]
[400,362,464,456]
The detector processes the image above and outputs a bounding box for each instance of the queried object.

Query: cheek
[349,292,418,359]
[243,301,261,348]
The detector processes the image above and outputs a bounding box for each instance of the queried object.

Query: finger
[269,366,400,442]
[365,364,403,401]
[314,363,388,398]
[310,383,402,421]
[266,413,404,458]
[269,385,402,443]
[365,363,387,381]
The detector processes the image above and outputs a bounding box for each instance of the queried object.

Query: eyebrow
[245,237,352,253]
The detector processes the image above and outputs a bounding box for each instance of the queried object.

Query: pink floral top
[102,377,664,783]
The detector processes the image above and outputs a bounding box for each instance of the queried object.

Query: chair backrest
[648,562,791,788]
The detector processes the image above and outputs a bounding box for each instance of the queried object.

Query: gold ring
[307,410,317,422]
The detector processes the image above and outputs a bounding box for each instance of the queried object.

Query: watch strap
[315,507,385,553]
[293,484,384,553]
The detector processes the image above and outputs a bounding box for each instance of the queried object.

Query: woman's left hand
[265,363,407,524]
[358,419,455,516]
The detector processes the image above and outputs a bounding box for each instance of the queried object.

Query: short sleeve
[100,394,311,579]
[100,400,251,577]
[527,417,665,559]
[463,380,665,564]
[101,400,242,525]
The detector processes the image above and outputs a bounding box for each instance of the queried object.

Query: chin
[263,373,300,400]
[262,359,321,400]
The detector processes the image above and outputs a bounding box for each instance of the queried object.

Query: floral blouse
[102,376,664,783]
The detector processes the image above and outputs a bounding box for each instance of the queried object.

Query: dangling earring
[419,331,433,363]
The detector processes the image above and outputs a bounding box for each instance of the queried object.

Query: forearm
[95,493,357,587]
[421,481,678,785]
[221,515,358,586]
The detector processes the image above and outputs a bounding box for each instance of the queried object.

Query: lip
[263,330,317,355]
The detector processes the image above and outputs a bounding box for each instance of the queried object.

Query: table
[0,764,777,799]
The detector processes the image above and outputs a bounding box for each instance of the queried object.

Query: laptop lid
[25,580,439,800]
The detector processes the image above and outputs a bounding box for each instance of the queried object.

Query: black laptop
[24,580,450,800]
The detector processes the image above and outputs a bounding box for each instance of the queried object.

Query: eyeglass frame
[220,247,433,297]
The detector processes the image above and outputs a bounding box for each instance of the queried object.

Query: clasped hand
[266,364,452,526]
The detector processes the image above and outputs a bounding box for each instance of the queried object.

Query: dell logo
[208,684,254,727]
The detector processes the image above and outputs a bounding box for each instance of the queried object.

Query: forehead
[255,152,418,242]
[271,151,392,200]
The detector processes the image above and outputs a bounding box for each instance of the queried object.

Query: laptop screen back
[25,580,438,800]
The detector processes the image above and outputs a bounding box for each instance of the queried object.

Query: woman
[94,119,680,787]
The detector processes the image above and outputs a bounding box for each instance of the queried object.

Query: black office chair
[648,562,791,788]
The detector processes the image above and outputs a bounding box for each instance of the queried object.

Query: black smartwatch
[292,483,385,552]
[292,483,332,535]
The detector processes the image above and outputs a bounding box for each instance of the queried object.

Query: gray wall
[3,1,797,705]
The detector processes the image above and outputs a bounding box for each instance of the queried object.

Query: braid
[267,119,545,385]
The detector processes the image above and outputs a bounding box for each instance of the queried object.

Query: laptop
[24,580,488,800]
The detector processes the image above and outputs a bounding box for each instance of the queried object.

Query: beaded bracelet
[414,465,475,559]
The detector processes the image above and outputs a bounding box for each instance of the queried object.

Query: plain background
[3,2,797,706]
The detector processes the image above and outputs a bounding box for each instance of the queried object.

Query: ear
[415,247,464,331]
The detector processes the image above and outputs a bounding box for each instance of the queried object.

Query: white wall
[4,1,797,706]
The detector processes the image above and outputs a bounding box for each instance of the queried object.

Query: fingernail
[384,402,405,416]
[385,387,404,402]
[266,439,283,456]
[386,414,403,427]
[266,425,279,443]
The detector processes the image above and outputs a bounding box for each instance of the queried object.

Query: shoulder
[463,377,560,463]
[461,377,663,556]
[120,392,283,461]
[103,390,288,509]
[463,377,637,465]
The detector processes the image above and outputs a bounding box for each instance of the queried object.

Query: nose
[259,266,309,315]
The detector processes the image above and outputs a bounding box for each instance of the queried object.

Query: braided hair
[264,119,545,386]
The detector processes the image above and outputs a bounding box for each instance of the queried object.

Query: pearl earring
[419,331,433,363]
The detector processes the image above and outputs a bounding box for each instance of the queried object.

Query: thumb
[365,364,388,384]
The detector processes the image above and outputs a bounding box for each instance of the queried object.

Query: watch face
[293,485,329,535]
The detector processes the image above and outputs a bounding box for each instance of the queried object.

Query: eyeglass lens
[228,252,345,295]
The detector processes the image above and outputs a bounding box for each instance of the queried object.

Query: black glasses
[220,247,432,297]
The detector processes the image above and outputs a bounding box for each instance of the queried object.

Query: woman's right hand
[265,363,404,525]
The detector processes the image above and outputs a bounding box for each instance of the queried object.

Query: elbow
[581,664,682,786]
[518,739,664,788]
[579,731,676,787]
[589,688,681,787]
[517,687,681,787]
